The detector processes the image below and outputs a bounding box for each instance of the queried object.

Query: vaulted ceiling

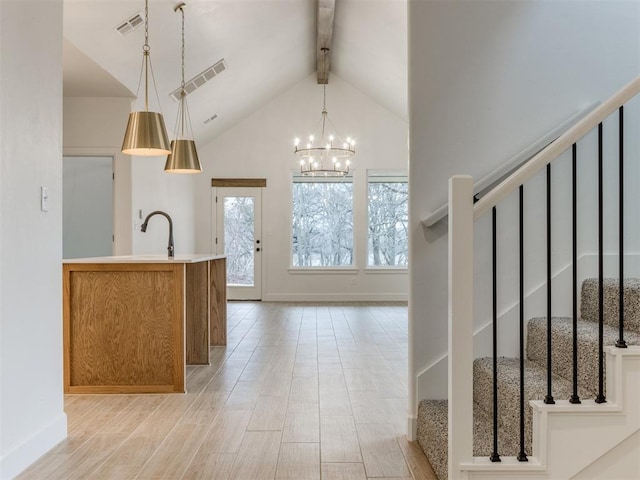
[63,0,407,146]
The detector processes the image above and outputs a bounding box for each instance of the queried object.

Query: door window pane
[292,177,354,267]
[367,172,408,267]
[224,196,254,285]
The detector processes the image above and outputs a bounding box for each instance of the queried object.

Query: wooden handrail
[474,76,640,221]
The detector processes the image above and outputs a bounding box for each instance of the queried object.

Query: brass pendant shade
[121,0,170,157]
[164,139,201,173]
[165,2,201,174]
[122,111,171,156]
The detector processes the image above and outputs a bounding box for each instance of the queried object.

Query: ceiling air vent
[203,114,218,125]
[115,12,144,36]
[170,59,227,101]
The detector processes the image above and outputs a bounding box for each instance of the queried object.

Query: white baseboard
[407,415,418,441]
[262,293,408,302]
[0,413,67,480]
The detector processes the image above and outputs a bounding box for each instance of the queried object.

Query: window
[367,171,408,267]
[292,175,354,267]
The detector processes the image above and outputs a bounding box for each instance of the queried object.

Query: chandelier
[294,49,355,176]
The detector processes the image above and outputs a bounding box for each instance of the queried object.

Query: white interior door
[215,187,262,300]
[63,155,113,259]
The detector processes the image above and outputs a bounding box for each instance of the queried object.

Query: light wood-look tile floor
[17,302,437,480]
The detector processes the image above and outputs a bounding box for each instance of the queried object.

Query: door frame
[212,181,265,300]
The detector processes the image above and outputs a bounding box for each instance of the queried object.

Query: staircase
[413,76,640,480]
[417,279,640,480]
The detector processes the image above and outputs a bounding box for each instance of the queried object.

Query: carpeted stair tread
[581,278,640,333]
[417,399,521,480]
[527,316,640,396]
[473,356,580,455]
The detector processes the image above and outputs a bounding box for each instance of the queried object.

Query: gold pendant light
[165,2,201,173]
[122,0,171,156]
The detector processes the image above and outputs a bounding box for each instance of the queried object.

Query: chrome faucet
[140,210,174,258]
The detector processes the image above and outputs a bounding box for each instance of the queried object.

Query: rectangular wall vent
[170,59,227,101]
[203,114,218,125]
[115,12,143,36]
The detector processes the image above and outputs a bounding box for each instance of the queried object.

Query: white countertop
[63,254,226,264]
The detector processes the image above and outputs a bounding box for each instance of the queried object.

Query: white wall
[63,97,133,255]
[131,157,197,256]
[408,0,640,415]
[194,73,409,301]
[0,1,67,478]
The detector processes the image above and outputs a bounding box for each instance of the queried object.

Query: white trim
[288,267,359,274]
[422,102,599,227]
[448,175,475,480]
[364,267,408,274]
[407,415,418,441]
[262,292,407,302]
[475,76,640,220]
[0,413,67,480]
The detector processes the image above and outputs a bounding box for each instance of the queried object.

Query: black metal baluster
[544,164,555,405]
[490,206,501,462]
[616,106,627,349]
[596,123,606,404]
[517,185,528,462]
[570,143,581,404]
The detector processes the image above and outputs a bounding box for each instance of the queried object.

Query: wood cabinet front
[63,257,227,394]
[63,263,185,394]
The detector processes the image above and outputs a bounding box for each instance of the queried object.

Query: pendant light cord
[143,0,150,110]
[180,4,186,137]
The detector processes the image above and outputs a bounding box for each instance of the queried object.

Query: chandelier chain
[180,6,185,90]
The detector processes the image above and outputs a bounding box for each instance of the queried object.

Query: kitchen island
[63,254,226,394]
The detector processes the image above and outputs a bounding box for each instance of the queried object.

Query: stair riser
[581,279,640,333]
[473,360,534,454]
[527,317,605,397]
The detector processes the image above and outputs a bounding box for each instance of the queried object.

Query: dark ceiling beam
[316,0,335,84]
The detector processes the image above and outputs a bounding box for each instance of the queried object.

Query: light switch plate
[41,186,49,212]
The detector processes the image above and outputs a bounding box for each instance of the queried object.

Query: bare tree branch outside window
[292,178,354,267]
[367,175,408,267]
[224,196,255,284]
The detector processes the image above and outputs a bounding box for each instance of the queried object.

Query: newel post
[448,175,474,479]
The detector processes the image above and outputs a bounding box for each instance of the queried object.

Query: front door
[215,187,262,300]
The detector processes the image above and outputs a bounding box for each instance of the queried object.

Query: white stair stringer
[458,346,640,480]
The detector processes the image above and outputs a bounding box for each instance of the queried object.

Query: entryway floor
[17,302,436,480]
